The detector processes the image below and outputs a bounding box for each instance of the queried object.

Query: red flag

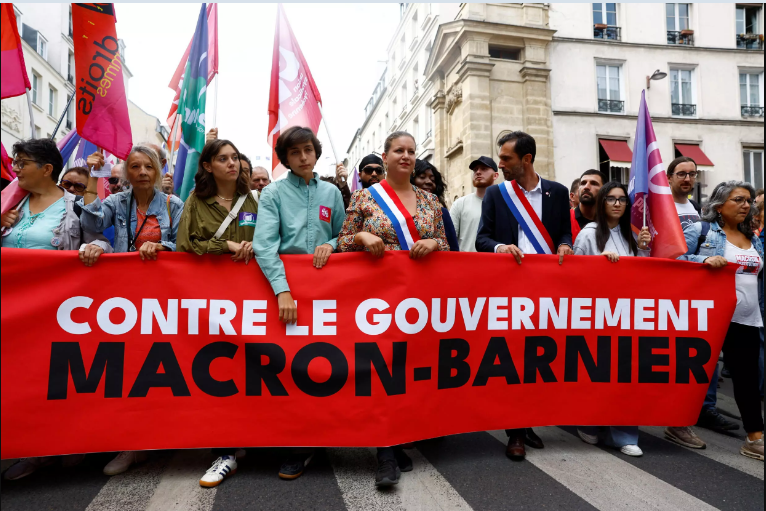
[1,142,15,183]
[268,4,323,179]
[166,2,218,147]
[1,3,31,99]
[72,4,132,160]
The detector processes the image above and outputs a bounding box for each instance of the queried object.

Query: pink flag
[1,179,28,216]
[1,3,31,99]
[267,4,324,179]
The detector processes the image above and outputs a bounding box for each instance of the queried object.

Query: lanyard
[126,192,151,252]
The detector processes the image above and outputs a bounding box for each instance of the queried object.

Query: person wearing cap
[450,156,498,252]
[358,154,386,189]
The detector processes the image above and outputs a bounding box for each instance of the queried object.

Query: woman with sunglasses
[679,181,764,461]
[59,167,89,196]
[78,146,184,270]
[573,181,651,457]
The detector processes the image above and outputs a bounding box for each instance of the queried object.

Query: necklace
[216,194,234,201]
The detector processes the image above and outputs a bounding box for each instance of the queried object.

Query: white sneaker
[620,445,643,457]
[200,456,237,488]
[103,451,148,476]
[3,457,56,480]
[577,429,599,445]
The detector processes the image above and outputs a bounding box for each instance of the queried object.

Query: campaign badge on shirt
[319,205,332,223]
[238,212,257,227]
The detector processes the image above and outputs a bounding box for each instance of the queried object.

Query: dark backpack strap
[694,221,710,255]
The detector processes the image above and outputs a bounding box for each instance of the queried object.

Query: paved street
[2,378,763,511]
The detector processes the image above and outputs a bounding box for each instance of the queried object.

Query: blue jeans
[702,363,720,413]
[579,426,639,448]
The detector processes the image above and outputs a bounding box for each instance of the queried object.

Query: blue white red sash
[498,180,555,254]
[368,181,421,250]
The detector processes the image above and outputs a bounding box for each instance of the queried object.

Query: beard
[579,193,596,206]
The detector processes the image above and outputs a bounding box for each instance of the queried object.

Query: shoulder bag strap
[213,194,247,240]
[694,221,710,255]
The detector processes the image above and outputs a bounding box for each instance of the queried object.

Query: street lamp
[646,69,668,89]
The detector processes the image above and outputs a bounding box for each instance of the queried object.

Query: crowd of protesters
[1,126,763,488]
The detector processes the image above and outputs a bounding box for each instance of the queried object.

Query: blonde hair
[124,145,163,189]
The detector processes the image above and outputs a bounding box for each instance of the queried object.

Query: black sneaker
[697,409,740,432]
[375,459,400,487]
[395,449,413,472]
[278,452,314,480]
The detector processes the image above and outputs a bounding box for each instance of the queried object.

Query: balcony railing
[667,31,694,46]
[741,105,765,117]
[593,25,621,41]
[672,103,696,116]
[425,130,432,141]
[736,34,764,50]
[598,99,624,113]
[65,119,72,130]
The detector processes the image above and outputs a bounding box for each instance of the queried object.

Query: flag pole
[211,74,219,129]
[168,114,181,176]
[317,103,339,164]
[25,90,36,139]
[49,93,76,140]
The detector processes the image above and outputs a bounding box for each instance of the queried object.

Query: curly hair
[412,159,448,207]
[701,180,757,236]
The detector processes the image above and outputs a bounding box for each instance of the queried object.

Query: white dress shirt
[495,174,544,254]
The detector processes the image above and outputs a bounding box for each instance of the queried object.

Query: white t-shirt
[725,241,763,327]
[674,201,699,231]
[450,193,483,252]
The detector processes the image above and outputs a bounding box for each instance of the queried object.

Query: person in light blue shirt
[252,126,345,482]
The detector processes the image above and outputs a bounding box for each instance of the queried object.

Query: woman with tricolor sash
[337,131,448,488]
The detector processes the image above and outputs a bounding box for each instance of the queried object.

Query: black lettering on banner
[523,336,558,383]
[564,336,611,383]
[638,336,670,384]
[355,342,407,396]
[47,342,124,400]
[617,336,632,383]
[291,342,348,397]
[437,338,471,389]
[192,342,239,397]
[128,342,191,397]
[675,337,711,384]
[245,343,288,396]
[472,337,520,387]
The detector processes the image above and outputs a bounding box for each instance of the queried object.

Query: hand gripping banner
[1,249,736,459]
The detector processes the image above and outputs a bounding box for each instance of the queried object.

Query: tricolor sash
[368,181,421,250]
[498,180,555,254]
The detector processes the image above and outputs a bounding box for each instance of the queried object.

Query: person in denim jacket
[78,145,184,266]
[679,181,764,462]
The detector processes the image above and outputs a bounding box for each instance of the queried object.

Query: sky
[115,3,401,177]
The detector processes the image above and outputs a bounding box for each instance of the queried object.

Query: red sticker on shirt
[319,206,332,223]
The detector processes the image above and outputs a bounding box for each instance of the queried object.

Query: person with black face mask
[571,169,606,243]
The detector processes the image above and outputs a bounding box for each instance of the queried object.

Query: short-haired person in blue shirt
[253,126,346,481]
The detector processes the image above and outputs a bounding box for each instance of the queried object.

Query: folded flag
[1,3,31,99]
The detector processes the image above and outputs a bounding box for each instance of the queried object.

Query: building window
[413,116,420,144]
[31,73,40,105]
[743,149,764,189]
[35,125,41,139]
[411,10,418,40]
[48,86,56,117]
[740,72,764,117]
[68,5,73,38]
[36,33,47,59]
[400,35,406,60]
[489,46,522,61]
[401,83,408,110]
[596,64,624,113]
[66,94,74,130]
[670,69,696,117]
[593,3,620,40]
[385,113,390,131]
[67,52,74,84]
[666,4,694,45]
[14,5,22,35]
[736,5,763,50]
[412,64,419,98]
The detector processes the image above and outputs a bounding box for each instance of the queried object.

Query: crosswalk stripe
[486,428,720,511]
[144,450,216,511]
[397,447,475,511]
[84,453,171,511]
[640,426,764,481]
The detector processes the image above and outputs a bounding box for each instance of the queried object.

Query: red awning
[675,144,714,167]
[599,139,633,163]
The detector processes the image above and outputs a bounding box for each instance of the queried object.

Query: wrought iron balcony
[741,105,764,117]
[593,25,621,41]
[736,34,764,50]
[667,31,694,46]
[598,99,624,113]
[672,103,696,116]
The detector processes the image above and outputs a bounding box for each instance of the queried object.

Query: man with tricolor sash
[476,130,574,460]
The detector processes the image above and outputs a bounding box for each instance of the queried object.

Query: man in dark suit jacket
[475,131,573,460]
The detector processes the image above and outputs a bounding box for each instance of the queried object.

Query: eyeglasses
[60,180,87,193]
[728,196,754,206]
[107,177,120,185]
[12,158,40,170]
[361,166,385,175]
[673,171,698,180]
[605,196,628,205]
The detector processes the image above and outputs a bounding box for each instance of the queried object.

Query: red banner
[1,249,736,459]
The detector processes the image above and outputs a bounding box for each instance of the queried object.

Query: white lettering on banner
[54,297,717,336]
